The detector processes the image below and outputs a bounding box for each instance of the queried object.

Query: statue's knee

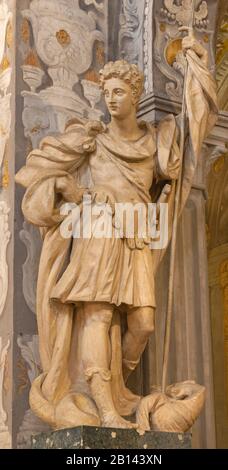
[139,321,154,337]
[129,307,155,337]
[83,302,113,326]
[142,308,155,336]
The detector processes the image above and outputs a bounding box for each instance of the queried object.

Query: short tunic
[51,126,157,308]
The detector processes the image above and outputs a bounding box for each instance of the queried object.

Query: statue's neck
[109,113,144,141]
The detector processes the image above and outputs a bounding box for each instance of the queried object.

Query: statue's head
[99,60,144,119]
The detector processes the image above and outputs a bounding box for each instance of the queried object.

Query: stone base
[31,426,192,449]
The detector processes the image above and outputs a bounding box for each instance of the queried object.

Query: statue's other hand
[56,176,85,204]
[180,27,208,66]
[85,120,106,137]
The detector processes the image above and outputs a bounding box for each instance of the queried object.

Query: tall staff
[162,0,196,393]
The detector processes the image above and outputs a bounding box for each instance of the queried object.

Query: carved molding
[19,222,42,314]
[0,201,10,317]
[0,337,11,449]
[144,0,154,93]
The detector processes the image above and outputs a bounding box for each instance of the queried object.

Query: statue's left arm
[151,36,218,272]
[181,32,218,157]
[155,34,218,209]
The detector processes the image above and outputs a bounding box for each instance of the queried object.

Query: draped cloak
[15,50,218,429]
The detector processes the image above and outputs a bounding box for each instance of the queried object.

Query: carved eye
[104,90,109,97]
[116,89,124,95]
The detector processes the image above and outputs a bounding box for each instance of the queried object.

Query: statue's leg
[82,301,138,429]
[122,306,155,382]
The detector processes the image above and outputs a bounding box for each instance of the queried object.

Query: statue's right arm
[15,123,96,227]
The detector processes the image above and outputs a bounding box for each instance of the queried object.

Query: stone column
[154,146,216,449]
[209,246,228,447]
[207,138,228,448]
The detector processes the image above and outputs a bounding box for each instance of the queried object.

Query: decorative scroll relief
[17,335,50,449]
[19,222,42,314]
[0,337,11,449]
[21,0,104,139]
[0,0,12,182]
[144,0,211,98]
[84,0,104,11]
[0,202,10,317]
[155,19,184,98]
[119,0,146,65]
[161,0,209,27]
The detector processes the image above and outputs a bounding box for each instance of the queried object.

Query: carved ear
[131,95,138,106]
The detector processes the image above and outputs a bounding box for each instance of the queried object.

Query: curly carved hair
[99,60,144,102]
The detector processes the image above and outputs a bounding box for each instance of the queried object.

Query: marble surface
[31,426,192,450]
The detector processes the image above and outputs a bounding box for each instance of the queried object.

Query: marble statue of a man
[16,32,217,431]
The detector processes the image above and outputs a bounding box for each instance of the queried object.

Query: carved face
[103,77,136,119]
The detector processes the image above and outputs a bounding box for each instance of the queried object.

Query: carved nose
[110,93,117,102]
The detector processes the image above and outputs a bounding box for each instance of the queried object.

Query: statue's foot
[102,413,138,430]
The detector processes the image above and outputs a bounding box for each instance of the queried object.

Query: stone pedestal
[31,426,191,450]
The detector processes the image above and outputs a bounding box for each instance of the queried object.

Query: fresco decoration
[20,0,106,143]
[19,222,42,315]
[17,335,50,449]
[119,0,146,66]
[0,0,12,187]
[143,0,212,98]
